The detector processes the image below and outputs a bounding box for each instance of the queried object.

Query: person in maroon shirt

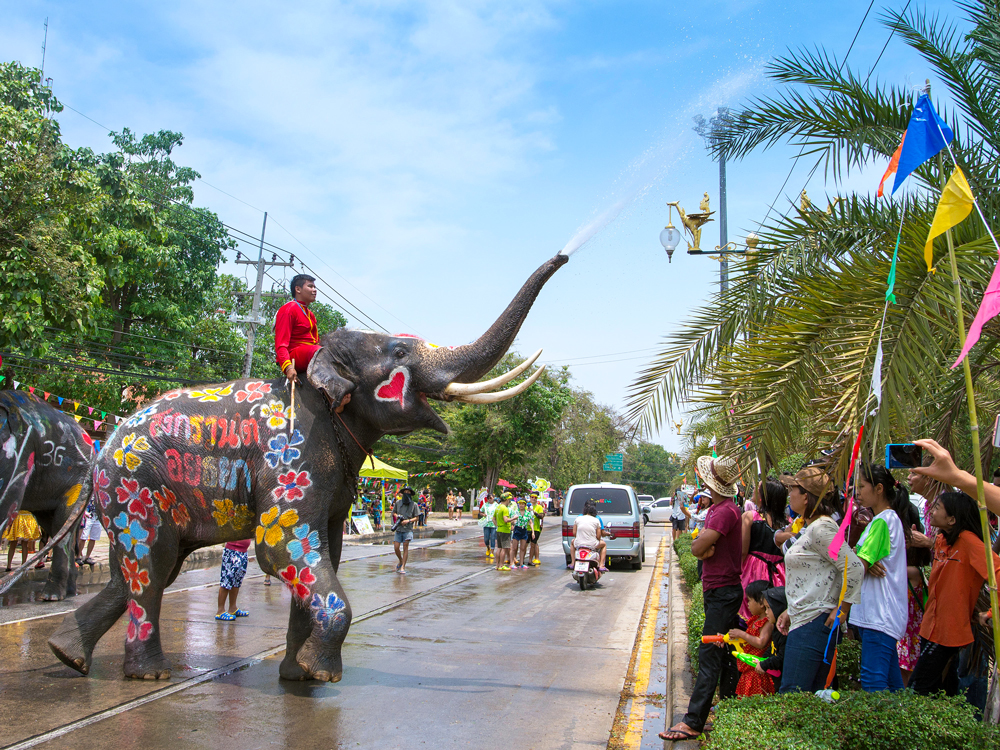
[662,455,743,742]
[274,274,321,383]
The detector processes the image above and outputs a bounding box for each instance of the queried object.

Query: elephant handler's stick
[289,358,296,434]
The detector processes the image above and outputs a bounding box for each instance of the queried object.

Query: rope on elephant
[0,475,91,595]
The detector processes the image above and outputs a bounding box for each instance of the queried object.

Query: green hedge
[674,535,704,671]
[705,691,1000,750]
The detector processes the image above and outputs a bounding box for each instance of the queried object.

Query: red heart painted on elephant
[375,368,409,407]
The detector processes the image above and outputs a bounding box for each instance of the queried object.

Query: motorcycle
[571,546,601,590]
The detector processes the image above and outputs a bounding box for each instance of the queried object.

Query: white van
[561,483,645,569]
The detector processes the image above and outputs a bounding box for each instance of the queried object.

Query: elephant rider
[275,273,321,384]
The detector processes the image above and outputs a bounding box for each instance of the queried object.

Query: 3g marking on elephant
[0,393,94,601]
[47,253,569,682]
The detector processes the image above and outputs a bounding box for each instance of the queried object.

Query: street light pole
[694,107,731,294]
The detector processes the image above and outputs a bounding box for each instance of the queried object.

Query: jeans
[780,612,838,693]
[683,584,741,731]
[483,526,497,549]
[911,638,960,696]
[857,626,903,692]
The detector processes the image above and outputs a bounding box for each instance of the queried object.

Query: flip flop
[233,609,249,617]
[263,578,271,586]
[215,612,236,621]
[659,728,700,742]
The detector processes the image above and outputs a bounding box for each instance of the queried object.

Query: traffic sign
[603,453,623,472]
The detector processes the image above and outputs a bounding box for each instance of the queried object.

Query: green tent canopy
[359,455,408,480]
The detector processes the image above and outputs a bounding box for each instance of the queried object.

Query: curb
[664,541,700,748]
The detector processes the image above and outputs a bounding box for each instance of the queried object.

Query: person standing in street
[479,494,498,559]
[393,487,419,574]
[671,486,690,541]
[528,491,545,566]
[274,274,321,384]
[216,539,251,621]
[455,490,464,521]
[494,494,514,571]
[511,498,532,568]
[447,490,456,520]
[662,455,744,743]
[77,496,103,566]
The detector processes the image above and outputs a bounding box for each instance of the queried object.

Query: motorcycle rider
[570,499,607,572]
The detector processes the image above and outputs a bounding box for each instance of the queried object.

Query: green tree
[620,441,683,497]
[448,354,573,491]
[627,1,1000,480]
[0,62,102,355]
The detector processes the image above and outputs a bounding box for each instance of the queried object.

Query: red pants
[288,344,321,373]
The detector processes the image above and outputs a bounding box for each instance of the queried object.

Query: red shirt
[702,499,743,591]
[920,530,1000,647]
[224,539,251,553]
[274,300,319,372]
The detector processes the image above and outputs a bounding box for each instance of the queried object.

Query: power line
[550,346,660,364]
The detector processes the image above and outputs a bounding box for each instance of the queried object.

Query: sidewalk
[664,542,701,749]
[13,512,481,583]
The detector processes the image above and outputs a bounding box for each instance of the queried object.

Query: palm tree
[628,0,1000,480]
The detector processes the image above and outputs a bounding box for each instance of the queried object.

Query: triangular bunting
[58,397,64,405]
[74,415,82,422]
[12,381,19,389]
[94,420,102,429]
[43,392,50,400]
[73,402,79,412]
[88,406,94,416]
[101,411,106,419]
[28,387,35,395]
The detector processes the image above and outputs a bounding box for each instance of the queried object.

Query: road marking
[0,534,479,628]
[1,564,494,750]
[621,536,666,749]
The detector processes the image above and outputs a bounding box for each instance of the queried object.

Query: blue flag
[891,94,954,194]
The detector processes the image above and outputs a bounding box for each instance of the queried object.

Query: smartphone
[885,443,922,470]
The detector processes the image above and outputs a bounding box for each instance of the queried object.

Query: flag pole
[936,147,1000,670]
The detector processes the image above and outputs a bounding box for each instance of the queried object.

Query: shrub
[705,691,1000,750]
[674,535,704,671]
[836,637,861,689]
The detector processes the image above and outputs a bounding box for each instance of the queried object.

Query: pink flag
[829,426,865,559]
[953,255,1000,368]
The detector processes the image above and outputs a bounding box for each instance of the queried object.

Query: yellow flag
[925,166,974,270]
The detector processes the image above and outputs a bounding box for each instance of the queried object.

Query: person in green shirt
[511,498,532,568]
[528,491,545,566]
[494,494,514,571]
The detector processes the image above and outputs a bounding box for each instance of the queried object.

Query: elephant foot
[278,653,310,681]
[48,633,90,675]
[40,584,67,602]
[294,643,343,683]
[123,657,172,681]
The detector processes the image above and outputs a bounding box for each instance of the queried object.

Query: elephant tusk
[452,365,546,404]
[443,349,542,397]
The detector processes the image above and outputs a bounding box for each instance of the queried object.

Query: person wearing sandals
[216,539,251,621]
[662,455,744,742]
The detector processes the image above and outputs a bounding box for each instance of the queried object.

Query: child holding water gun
[726,580,776,696]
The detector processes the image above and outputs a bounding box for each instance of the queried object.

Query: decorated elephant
[48,253,568,681]
[0,390,95,600]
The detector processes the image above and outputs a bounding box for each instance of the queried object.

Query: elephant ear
[305,347,356,408]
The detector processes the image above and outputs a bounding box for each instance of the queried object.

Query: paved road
[1,524,667,750]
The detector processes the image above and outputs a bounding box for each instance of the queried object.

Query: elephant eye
[394,348,406,359]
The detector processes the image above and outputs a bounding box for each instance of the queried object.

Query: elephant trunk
[428,253,568,383]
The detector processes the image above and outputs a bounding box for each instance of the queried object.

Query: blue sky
[3,0,959,452]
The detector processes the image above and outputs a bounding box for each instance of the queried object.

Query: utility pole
[694,107,732,294]
[232,212,296,377]
[41,18,48,78]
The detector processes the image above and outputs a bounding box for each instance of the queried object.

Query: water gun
[704,635,781,678]
[701,634,746,649]
[691,528,700,539]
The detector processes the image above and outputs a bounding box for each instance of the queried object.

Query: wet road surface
[1,525,667,750]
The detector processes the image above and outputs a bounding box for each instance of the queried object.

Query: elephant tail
[0,472,93,595]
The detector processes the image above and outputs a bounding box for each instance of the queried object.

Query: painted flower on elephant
[309,591,348,631]
[113,432,150,472]
[212,498,252,530]
[260,400,288,430]
[235,381,272,403]
[121,557,151,594]
[273,470,312,502]
[264,430,304,468]
[153,486,190,528]
[161,388,185,400]
[256,505,299,546]
[126,600,153,642]
[187,384,235,403]
[287,523,321,567]
[113,513,151,559]
[123,403,159,429]
[116,478,157,524]
[94,467,112,508]
[278,564,317,600]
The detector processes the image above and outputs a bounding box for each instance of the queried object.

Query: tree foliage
[627,1,1000,481]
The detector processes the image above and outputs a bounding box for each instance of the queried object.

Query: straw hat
[695,455,739,498]
[780,466,833,500]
